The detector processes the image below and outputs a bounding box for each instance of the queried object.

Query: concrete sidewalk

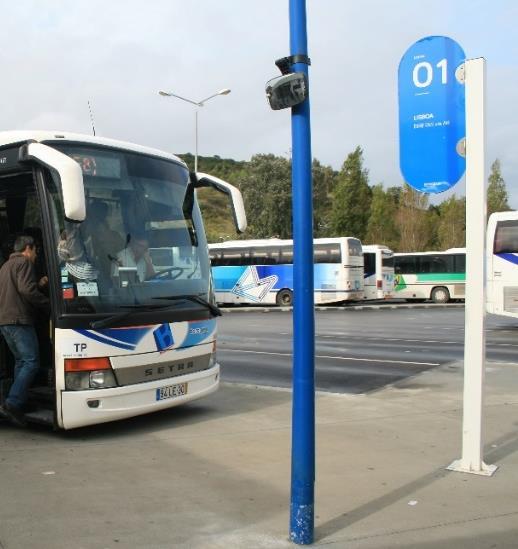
[1,359,518,548]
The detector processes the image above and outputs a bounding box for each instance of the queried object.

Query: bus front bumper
[59,364,220,430]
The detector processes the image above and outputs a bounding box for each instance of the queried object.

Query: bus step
[24,409,54,426]
[28,386,54,402]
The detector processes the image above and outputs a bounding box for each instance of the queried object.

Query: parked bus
[487,211,518,318]
[362,244,395,300]
[0,131,246,429]
[209,237,364,306]
[393,249,466,303]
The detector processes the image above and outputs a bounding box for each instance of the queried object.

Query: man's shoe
[0,403,27,427]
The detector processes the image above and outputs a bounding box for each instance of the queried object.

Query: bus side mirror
[19,143,86,222]
[193,172,247,234]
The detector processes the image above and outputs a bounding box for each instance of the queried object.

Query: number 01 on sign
[398,35,466,193]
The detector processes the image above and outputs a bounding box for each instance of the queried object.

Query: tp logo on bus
[73,343,87,353]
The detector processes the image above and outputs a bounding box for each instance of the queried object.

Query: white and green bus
[393,249,466,303]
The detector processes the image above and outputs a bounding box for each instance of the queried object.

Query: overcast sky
[1,1,516,206]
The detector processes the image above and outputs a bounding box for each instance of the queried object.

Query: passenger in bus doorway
[0,235,49,427]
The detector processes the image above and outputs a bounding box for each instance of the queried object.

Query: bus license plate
[156,383,188,401]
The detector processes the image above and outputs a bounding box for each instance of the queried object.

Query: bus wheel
[431,287,450,304]
[276,289,293,307]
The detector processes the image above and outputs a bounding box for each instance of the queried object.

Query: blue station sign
[398,36,466,193]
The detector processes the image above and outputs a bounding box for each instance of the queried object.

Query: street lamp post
[158,88,231,172]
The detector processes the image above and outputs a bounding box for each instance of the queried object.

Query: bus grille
[504,286,518,313]
[113,354,211,386]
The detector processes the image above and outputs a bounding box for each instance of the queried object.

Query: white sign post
[447,57,497,476]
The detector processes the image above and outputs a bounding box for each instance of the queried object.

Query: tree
[240,154,292,239]
[364,184,399,249]
[192,154,250,242]
[435,195,466,250]
[487,159,511,216]
[395,184,432,251]
[312,159,336,237]
[330,146,372,239]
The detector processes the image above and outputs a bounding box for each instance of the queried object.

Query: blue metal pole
[289,0,315,544]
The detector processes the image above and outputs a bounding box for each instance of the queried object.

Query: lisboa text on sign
[398,36,466,193]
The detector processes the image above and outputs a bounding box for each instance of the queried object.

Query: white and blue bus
[362,244,395,300]
[487,211,518,318]
[209,237,364,306]
[0,131,246,429]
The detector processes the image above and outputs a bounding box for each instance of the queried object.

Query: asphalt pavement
[218,306,518,393]
[1,306,518,548]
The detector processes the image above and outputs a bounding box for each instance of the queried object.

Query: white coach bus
[0,131,246,429]
[209,237,364,306]
[361,244,395,300]
[487,211,518,318]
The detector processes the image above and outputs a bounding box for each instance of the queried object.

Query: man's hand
[38,276,49,288]
[143,251,153,266]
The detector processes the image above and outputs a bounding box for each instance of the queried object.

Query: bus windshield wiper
[90,303,182,330]
[153,295,222,317]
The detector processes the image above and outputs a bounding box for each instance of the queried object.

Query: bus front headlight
[89,370,117,389]
[64,357,118,390]
[208,341,217,368]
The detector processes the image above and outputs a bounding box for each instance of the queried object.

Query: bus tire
[431,287,450,304]
[276,289,293,307]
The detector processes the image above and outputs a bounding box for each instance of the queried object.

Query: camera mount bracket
[275,55,311,75]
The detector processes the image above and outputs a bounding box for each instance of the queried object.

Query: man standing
[0,235,49,427]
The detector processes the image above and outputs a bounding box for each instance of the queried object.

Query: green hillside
[178,154,247,243]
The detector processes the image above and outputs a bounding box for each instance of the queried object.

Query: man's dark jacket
[0,253,49,325]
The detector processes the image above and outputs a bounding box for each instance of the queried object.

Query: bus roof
[0,130,186,167]
[394,249,465,256]
[361,244,392,253]
[488,211,518,222]
[208,237,361,248]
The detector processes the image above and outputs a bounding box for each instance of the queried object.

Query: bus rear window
[363,253,375,274]
[348,240,362,257]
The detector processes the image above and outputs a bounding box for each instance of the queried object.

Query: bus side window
[395,256,415,275]
[430,255,451,274]
[209,252,221,266]
[250,247,280,265]
[279,246,293,265]
[454,254,465,272]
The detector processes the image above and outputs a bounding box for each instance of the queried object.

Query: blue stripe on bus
[497,253,518,266]
[75,329,137,350]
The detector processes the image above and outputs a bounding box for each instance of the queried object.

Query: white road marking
[314,334,518,348]
[220,348,440,366]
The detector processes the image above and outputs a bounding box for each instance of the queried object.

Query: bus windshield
[47,144,210,315]
[494,220,518,254]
